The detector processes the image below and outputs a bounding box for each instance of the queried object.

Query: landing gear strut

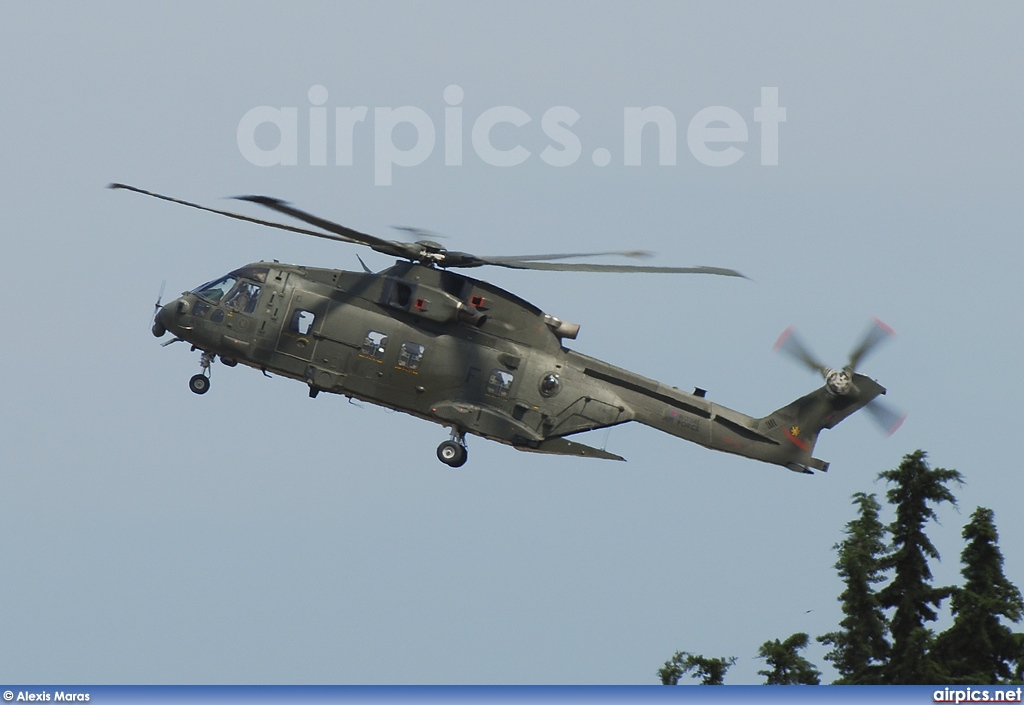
[437,430,468,467]
[189,351,214,395]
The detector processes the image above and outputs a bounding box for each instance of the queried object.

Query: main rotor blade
[114,184,746,278]
[482,250,654,264]
[484,260,747,276]
[108,183,358,245]
[848,318,896,371]
[390,229,659,266]
[774,326,828,376]
[865,398,906,436]
[391,226,447,241]
[235,195,417,260]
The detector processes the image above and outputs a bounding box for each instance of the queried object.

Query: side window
[486,369,515,398]
[360,330,388,361]
[290,309,316,335]
[397,342,425,371]
[225,281,262,314]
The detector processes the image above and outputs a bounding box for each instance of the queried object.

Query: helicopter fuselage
[155,260,884,471]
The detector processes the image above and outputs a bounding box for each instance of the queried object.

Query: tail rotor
[773,318,905,435]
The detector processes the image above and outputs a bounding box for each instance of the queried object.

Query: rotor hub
[415,240,448,264]
[825,368,853,396]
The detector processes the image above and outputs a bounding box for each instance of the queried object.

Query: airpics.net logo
[236,85,786,186]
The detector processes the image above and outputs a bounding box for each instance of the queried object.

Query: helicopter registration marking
[666,409,699,433]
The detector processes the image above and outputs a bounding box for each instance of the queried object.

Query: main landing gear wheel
[189,374,210,395]
[437,440,467,468]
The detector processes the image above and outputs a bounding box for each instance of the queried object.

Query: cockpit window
[230,266,269,283]
[193,275,237,303]
[224,281,261,314]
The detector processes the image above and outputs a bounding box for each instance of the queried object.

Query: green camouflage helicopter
[113,183,903,471]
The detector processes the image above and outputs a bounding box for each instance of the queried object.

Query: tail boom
[567,354,885,473]
[632,373,885,473]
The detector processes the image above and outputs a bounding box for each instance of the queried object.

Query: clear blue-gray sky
[2,1,1022,685]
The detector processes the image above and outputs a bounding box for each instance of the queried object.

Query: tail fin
[760,373,886,473]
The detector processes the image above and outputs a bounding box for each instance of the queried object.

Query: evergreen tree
[877,449,964,683]
[818,492,891,683]
[757,633,821,684]
[658,651,736,685]
[933,507,1024,683]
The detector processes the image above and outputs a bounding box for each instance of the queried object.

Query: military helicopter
[112,183,903,472]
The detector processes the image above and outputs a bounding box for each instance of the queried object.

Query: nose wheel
[437,430,468,467]
[189,374,210,395]
[188,351,215,395]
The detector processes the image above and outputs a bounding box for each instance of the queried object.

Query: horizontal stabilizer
[516,437,626,461]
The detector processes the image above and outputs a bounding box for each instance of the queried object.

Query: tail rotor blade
[848,318,896,371]
[865,399,906,436]
[774,326,828,377]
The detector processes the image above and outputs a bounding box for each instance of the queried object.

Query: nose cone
[153,299,188,337]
